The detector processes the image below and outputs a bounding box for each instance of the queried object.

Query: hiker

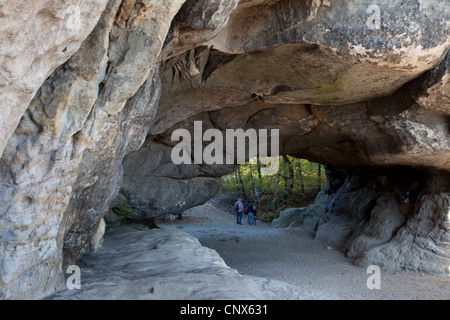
[234,198,244,225]
[245,201,256,226]
[402,181,421,204]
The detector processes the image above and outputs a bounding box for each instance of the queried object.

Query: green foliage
[112,200,133,219]
[220,156,326,223]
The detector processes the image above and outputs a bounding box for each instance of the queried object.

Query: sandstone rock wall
[0,0,109,157]
[0,0,187,299]
[0,0,449,299]
[275,165,450,275]
[356,174,450,275]
[119,138,233,220]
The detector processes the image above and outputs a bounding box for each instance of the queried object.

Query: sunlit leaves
[220,156,325,222]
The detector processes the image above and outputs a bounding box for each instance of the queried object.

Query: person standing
[234,198,244,225]
[245,201,255,226]
[402,181,421,203]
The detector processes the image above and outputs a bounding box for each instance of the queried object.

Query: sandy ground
[160,201,450,300]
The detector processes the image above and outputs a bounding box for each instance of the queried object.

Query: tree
[233,167,240,198]
[236,165,246,201]
[317,162,322,192]
[219,156,326,223]
[296,159,305,194]
[282,155,294,196]
[248,162,256,198]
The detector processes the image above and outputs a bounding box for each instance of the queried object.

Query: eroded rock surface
[0,0,186,299]
[120,139,234,220]
[356,174,450,275]
[278,166,450,275]
[46,225,311,300]
[0,0,109,157]
[271,190,329,230]
[0,0,449,299]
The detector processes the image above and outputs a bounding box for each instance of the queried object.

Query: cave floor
[160,201,450,300]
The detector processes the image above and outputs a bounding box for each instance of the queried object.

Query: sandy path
[160,201,450,300]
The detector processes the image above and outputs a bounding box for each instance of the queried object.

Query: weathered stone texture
[0,0,109,157]
[0,0,449,299]
[0,0,185,299]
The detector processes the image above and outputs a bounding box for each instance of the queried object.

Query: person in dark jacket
[245,201,256,226]
[402,181,421,203]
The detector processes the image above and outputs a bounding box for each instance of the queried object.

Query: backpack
[234,202,239,212]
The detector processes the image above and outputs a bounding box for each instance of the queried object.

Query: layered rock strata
[0,0,449,299]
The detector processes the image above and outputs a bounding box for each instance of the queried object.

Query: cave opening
[150,159,449,300]
[217,156,326,224]
[1,0,450,301]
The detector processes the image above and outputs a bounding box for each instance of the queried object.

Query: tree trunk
[237,165,247,201]
[249,163,256,199]
[297,160,305,194]
[234,167,240,198]
[256,157,262,185]
[282,155,294,194]
[317,163,322,192]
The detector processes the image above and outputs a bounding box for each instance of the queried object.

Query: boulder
[315,216,355,250]
[271,190,328,231]
[271,208,305,228]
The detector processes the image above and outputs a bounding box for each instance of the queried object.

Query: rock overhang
[0,0,449,300]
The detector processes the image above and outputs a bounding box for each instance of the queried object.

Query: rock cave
[0,0,449,299]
